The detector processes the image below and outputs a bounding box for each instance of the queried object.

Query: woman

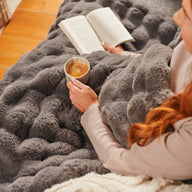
[67,0,192,180]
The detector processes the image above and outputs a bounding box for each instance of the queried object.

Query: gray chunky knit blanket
[0,0,181,191]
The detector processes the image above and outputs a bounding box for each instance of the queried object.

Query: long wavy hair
[128,80,192,147]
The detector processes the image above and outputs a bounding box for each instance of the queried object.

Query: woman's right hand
[67,78,98,113]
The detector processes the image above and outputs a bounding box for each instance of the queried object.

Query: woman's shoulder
[173,117,192,131]
[173,40,191,58]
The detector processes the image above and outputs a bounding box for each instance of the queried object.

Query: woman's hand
[67,78,98,113]
[102,42,125,54]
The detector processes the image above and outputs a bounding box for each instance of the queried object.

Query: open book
[58,7,134,54]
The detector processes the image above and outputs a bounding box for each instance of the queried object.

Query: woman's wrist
[84,100,99,113]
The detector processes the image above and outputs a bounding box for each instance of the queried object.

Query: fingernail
[70,77,75,82]
[101,42,105,45]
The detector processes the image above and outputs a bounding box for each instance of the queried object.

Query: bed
[1,0,192,191]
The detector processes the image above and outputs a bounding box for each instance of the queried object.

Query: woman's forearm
[81,103,192,180]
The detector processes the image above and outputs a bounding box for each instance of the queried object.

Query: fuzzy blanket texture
[0,0,187,191]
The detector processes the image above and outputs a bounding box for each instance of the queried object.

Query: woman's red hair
[128,80,192,147]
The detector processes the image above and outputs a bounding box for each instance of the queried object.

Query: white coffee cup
[64,57,90,84]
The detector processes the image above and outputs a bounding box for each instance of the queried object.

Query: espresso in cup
[64,57,90,84]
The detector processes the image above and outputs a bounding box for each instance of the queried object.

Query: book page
[86,7,134,47]
[58,16,104,54]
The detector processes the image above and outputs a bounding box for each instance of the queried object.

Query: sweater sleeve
[81,103,192,180]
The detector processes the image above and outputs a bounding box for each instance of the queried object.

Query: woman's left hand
[67,78,98,113]
[102,42,125,54]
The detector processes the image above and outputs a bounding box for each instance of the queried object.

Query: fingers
[67,78,98,113]
[67,81,79,99]
[66,81,75,91]
[116,45,124,51]
[67,79,86,98]
[67,82,79,103]
[67,78,84,91]
[71,77,87,89]
[101,42,125,54]
[101,42,114,52]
